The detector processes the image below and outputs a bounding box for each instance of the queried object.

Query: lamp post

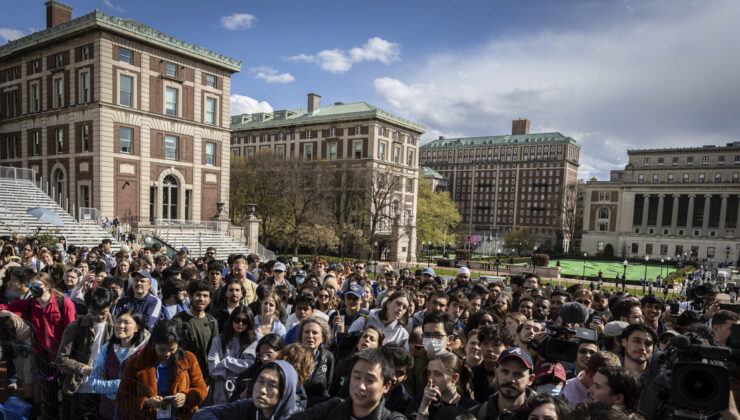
[623,259,628,290]
[644,256,649,284]
[727,246,731,266]
[373,241,378,278]
[496,248,501,276]
[533,245,538,275]
[427,243,432,267]
[582,252,587,280]
[660,258,664,278]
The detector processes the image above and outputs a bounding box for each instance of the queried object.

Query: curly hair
[277,343,314,385]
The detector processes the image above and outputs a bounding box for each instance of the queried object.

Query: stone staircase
[0,175,121,251]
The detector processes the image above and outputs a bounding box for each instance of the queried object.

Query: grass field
[549,259,677,281]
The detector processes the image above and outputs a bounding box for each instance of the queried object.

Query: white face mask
[536,383,563,396]
[422,338,446,356]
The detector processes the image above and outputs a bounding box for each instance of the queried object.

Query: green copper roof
[420,166,445,180]
[0,10,241,72]
[230,102,426,134]
[627,142,740,155]
[421,132,580,149]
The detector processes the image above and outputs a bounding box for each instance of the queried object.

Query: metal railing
[0,165,36,182]
[257,242,275,260]
[79,207,103,224]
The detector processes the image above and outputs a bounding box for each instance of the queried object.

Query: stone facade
[581,143,740,264]
[420,120,581,252]
[0,5,240,227]
[230,95,425,262]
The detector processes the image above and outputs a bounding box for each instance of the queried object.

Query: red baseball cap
[534,361,567,382]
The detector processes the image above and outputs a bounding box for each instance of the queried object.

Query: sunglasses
[233,318,249,325]
[578,348,597,356]
[577,300,591,305]
[318,294,330,299]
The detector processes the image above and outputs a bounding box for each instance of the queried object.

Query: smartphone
[592,315,602,324]
[161,395,177,402]
[719,304,740,314]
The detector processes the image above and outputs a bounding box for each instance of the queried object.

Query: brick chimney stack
[307,93,321,113]
[512,119,530,135]
[45,1,72,29]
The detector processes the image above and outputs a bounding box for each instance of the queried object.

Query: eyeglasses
[577,300,592,305]
[578,348,597,356]
[233,318,249,325]
[422,333,447,340]
[318,294,330,299]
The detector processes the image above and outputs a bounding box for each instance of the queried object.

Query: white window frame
[165,62,178,77]
[304,143,313,160]
[119,48,132,64]
[54,77,64,108]
[82,46,90,61]
[81,124,89,152]
[205,142,216,165]
[55,128,64,154]
[393,146,400,163]
[56,53,64,68]
[379,142,386,160]
[32,131,40,156]
[165,86,179,117]
[119,126,133,154]
[205,97,217,125]
[164,135,178,160]
[30,82,40,112]
[79,71,90,104]
[205,74,216,88]
[354,141,362,159]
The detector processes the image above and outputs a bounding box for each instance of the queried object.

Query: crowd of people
[0,233,739,420]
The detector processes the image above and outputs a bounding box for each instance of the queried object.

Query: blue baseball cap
[133,270,152,281]
[272,262,286,272]
[498,347,534,372]
[346,283,365,299]
[421,267,435,276]
[295,270,306,278]
[180,246,190,254]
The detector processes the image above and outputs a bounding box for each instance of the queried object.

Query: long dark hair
[221,306,256,353]
[109,309,146,347]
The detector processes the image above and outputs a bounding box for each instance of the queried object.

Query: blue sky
[3,0,740,180]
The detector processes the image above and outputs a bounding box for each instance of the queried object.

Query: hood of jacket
[253,360,299,420]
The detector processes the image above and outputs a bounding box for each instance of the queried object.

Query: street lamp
[496,248,502,276]
[623,260,628,290]
[644,256,649,283]
[582,252,587,280]
[533,245,538,274]
[660,258,664,278]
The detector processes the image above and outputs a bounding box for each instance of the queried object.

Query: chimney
[512,119,530,135]
[45,1,72,29]
[307,93,321,113]
[439,136,444,140]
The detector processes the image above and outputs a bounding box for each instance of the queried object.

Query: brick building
[230,94,425,262]
[581,143,740,264]
[420,120,581,252]
[0,1,240,226]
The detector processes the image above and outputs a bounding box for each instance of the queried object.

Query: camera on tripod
[529,321,597,363]
[638,324,740,419]
[686,283,719,311]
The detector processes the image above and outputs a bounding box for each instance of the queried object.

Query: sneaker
[7,383,18,390]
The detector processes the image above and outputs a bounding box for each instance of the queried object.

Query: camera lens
[678,368,718,402]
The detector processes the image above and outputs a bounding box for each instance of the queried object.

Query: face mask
[296,277,305,285]
[422,338,446,356]
[536,383,563,396]
[28,283,43,298]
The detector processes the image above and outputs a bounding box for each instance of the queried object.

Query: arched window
[598,208,609,219]
[597,207,609,231]
[162,175,178,220]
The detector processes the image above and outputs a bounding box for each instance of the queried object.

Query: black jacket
[288,397,405,420]
[471,363,497,403]
[304,346,334,407]
[477,388,537,420]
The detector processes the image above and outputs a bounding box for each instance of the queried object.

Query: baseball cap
[458,267,471,276]
[422,267,435,276]
[497,347,534,371]
[273,262,286,272]
[132,270,152,281]
[295,270,306,278]
[603,321,629,338]
[534,361,567,383]
[180,246,190,254]
[346,283,365,299]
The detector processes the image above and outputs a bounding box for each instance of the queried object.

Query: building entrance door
[162,175,178,220]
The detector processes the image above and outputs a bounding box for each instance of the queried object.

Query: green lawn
[549,259,677,281]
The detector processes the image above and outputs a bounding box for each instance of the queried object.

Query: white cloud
[101,0,123,12]
[231,94,273,115]
[0,28,24,42]
[373,0,740,180]
[288,37,401,74]
[221,13,257,30]
[249,66,295,84]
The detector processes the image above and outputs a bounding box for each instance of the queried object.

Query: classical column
[656,194,665,232]
[702,194,711,234]
[719,194,728,235]
[670,194,679,234]
[736,194,740,238]
[641,194,649,233]
[686,194,695,231]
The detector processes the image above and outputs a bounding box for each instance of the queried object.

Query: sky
[2,0,740,180]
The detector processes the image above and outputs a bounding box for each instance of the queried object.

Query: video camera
[638,324,740,419]
[529,321,598,363]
